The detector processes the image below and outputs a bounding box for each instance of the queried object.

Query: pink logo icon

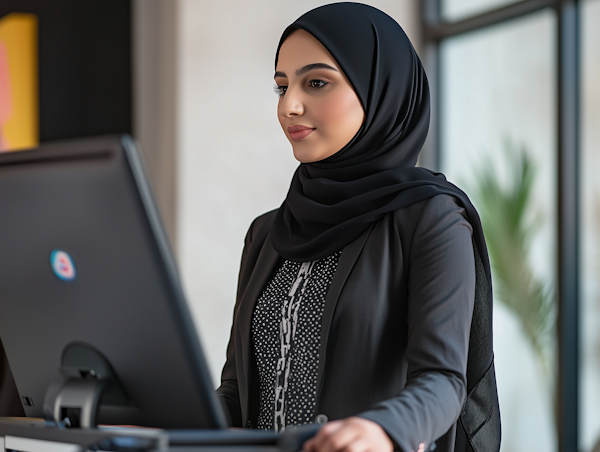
[50,250,76,281]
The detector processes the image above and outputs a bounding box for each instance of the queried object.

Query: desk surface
[0,418,314,452]
[1,435,279,452]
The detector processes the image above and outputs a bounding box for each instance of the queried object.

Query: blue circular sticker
[50,250,77,281]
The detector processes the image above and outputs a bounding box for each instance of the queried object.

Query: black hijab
[270,2,491,283]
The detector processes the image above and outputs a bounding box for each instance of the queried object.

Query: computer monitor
[0,135,228,429]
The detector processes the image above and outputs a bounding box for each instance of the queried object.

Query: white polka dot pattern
[252,251,341,431]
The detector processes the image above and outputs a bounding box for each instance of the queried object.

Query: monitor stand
[43,343,128,428]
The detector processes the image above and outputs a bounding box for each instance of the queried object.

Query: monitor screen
[0,135,228,429]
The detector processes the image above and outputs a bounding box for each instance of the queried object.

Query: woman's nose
[279,86,304,117]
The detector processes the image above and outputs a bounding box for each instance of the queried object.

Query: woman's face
[275,30,365,163]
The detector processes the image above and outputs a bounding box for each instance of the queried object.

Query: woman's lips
[288,125,315,141]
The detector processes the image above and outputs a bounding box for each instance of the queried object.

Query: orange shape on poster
[0,13,38,152]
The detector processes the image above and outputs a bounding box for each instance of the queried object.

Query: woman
[217,4,501,452]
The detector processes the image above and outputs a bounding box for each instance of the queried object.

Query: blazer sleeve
[215,219,255,427]
[357,195,476,452]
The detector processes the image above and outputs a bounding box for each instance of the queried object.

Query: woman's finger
[303,421,342,452]
[302,437,316,452]
[341,438,371,452]
[313,420,343,445]
[317,422,361,452]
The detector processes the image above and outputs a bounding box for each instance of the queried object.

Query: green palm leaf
[469,141,556,373]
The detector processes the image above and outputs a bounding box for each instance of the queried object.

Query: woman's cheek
[319,91,363,144]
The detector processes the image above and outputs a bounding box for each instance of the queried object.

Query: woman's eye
[273,84,288,97]
[308,79,328,89]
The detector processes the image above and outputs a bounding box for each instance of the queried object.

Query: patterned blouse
[251,251,342,431]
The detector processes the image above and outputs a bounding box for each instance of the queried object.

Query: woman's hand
[302,417,394,452]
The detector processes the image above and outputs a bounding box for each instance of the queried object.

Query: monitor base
[43,343,129,428]
[44,378,106,428]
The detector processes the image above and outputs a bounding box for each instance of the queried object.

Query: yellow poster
[0,13,38,152]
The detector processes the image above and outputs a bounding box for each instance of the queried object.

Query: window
[441,11,557,449]
[420,0,584,450]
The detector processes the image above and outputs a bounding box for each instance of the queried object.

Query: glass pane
[440,10,557,452]
[580,0,600,450]
[442,0,520,22]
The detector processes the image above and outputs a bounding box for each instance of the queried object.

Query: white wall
[175,0,419,385]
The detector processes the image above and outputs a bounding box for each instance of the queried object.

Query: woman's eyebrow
[296,63,338,76]
[274,63,339,79]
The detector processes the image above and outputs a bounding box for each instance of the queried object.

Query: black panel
[0,0,132,141]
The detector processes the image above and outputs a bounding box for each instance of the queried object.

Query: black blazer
[217,194,500,452]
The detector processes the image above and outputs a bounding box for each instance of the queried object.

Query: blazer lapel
[316,224,374,398]
[235,233,280,421]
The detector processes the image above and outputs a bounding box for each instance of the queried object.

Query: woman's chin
[292,146,334,163]
[292,148,318,163]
